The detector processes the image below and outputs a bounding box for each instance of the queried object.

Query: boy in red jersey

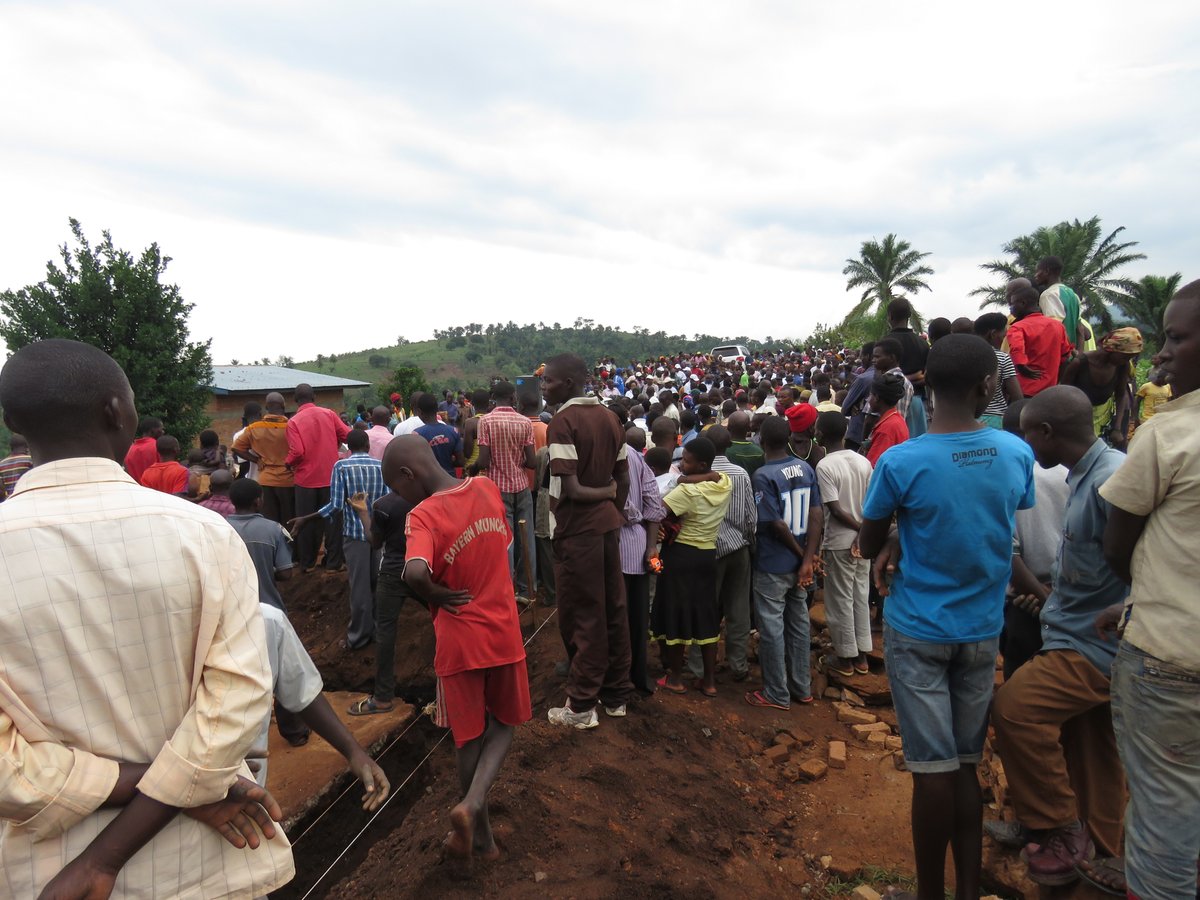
[384,435,531,862]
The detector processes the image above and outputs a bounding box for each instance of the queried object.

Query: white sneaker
[603,704,627,718]
[547,702,599,729]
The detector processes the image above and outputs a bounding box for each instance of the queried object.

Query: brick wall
[203,388,348,448]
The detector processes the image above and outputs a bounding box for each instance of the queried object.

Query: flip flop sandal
[744,690,789,710]
[655,675,687,695]
[348,696,394,716]
[1076,857,1126,897]
[853,662,870,674]
[820,654,855,677]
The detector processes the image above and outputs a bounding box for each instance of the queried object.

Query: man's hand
[347,750,391,812]
[872,534,902,596]
[1110,431,1128,451]
[286,513,315,539]
[1011,593,1043,615]
[36,853,117,900]
[850,537,862,559]
[183,775,283,850]
[348,491,369,514]
[427,584,473,611]
[1094,602,1126,641]
[797,561,814,588]
[1016,363,1044,380]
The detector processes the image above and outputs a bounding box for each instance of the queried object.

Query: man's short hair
[229,477,262,509]
[927,317,953,342]
[925,334,998,395]
[1011,285,1041,307]
[1038,256,1064,278]
[199,429,219,449]
[470,389,491,410]
[0,339,131,439]
[759,415,790,449]
[685,435,716,467]
[156,435,180,456]
[346,428,370,452]
[886,297,913,322]
[974,312,1009,336]
[644,446,672,473]
[870,373,906,406]
[491,380,516,403]
[875,337,904,361]
[242,401,262,419]
[138,416,163,436]
[816,410,847,441]
[416,392,438,415]
[545,353,588,383]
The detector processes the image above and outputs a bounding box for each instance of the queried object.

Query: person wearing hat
[1060,327,1143,448]
[783,402,823,467]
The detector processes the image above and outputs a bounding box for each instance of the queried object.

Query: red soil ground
[271,572,1109,900]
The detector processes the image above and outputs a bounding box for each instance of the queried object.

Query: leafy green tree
[971,216,1146,331]
[841,233,933,333]
[0,219,212,447]
[379,364,430,406]
[1114,273,1181,353]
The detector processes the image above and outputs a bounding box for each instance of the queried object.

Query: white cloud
[0,0,1197,365]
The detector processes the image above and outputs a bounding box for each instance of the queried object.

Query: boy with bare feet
[384,435,531,861]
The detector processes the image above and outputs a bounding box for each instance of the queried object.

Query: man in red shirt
[286,383,351,571]
[123,417,163,482]
[864,374,910,467]
[472,381,536,599]
[139,435,190,494]
[1008,282,1073,397]
[386,435,530,862]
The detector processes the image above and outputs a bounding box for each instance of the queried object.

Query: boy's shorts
[437,660,533,747]
[883,622,998,774]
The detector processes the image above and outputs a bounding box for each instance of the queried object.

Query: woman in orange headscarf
[1060,326,1144,447]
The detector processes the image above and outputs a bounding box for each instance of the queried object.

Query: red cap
[784,403,818,433]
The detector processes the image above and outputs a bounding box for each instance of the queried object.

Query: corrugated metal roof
[207,366,371,395]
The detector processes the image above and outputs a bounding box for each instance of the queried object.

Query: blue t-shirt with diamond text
[862,429,1035,643]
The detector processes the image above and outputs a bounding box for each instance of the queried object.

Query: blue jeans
[753,569,811,706]
[883,622,997,774]
[1111,641,1200,900]
[502,489,536,594]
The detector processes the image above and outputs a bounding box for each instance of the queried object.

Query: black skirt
[649,542,719,646]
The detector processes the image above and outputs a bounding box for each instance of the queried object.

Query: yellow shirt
[664,472,733,550]
[1137,381,1172,420]
[0,458,294,898]
[1099,389,1200,669]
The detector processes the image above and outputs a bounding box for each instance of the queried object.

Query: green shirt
[725,440,765,478]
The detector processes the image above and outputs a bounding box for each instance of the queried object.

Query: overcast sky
[1,1,1196,364]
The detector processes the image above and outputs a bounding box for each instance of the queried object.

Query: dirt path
[273,574,1109,899]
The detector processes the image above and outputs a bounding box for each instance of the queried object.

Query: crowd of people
[0,258,1197,900]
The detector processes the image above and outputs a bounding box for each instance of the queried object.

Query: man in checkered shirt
[472,380,536,599]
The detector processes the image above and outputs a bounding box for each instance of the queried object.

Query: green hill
[292,321,765,405]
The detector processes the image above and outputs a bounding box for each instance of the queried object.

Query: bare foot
[445,803,475,859]
[476,841,502,862]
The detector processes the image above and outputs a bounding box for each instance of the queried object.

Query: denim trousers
[502,488,536,594]
[1111,641,1200,900]
[753,569,811,706]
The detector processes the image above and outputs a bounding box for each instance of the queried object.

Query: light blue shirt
[318,452,387,541]
[1039,440,1130,674]
[863,429,1036,643]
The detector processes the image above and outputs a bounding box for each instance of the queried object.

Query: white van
[711,344,751,364]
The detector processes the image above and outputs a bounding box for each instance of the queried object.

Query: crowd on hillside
[0,257,1197,900]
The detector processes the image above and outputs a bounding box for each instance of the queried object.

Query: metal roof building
[207,365,369,395]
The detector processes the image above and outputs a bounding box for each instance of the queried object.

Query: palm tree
[841,233,933,332]
[1114,273,1181,352]
[971,217,1146,331]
